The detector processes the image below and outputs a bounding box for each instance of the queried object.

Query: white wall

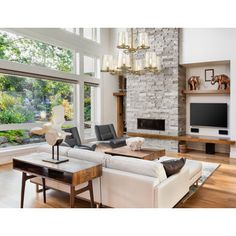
[180,28,236,157]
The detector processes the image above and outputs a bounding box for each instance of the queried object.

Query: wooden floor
[167,150,236,208]
[1,150,236,208]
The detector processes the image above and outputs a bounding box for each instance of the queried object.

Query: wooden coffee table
[13,152,102,208]
[105,146,165,161]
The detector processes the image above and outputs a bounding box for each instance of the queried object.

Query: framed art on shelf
[205,69,214,82]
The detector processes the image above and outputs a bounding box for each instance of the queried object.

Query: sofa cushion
[106,156,167,181]
[161,158,186,177]
[36,144,71,156]
[67,148,111,167]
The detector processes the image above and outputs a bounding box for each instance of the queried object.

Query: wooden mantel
[127,132,235,145]
[113,92,126,97]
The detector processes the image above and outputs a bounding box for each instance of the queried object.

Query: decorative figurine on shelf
[126,137,145,151]
[188,76,200,90]
[31,105,70,164]
[211,74,230,90]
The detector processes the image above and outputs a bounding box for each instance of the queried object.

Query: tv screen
[190,103,228,128]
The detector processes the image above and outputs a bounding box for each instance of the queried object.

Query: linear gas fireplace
[137,118,165,131]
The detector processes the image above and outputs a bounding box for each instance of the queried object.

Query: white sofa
[30,144,202,208]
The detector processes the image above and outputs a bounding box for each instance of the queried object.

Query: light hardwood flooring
[1,150,236,208]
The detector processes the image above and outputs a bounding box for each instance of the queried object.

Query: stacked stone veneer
[126,28,186,152]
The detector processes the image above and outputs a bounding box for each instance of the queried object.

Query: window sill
[0,142,46,165]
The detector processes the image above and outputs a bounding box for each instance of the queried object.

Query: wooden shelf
[113,92,126,97]
[127,132,235,145]
[182,90,230,95]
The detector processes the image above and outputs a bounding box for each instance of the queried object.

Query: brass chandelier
[101,28,161,75]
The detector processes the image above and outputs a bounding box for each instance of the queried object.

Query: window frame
[0,28,102,145]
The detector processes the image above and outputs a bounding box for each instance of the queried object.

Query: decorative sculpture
[31,105,70,164]
[211,74,230,90]
[188,76,200,90]
[126,137,145,151]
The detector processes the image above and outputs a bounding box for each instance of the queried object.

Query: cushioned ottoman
[155,156,202,187]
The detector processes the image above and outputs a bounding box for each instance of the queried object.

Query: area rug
[175,161,220,207]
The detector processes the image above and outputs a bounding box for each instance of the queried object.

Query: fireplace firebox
[137,118,165,131]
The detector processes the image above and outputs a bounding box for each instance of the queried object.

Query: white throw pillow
[107,156,167,181]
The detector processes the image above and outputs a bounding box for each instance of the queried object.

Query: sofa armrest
[154,166,189,208]
[101,168,158,208]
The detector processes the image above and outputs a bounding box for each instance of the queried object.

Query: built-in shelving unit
[182,90,230,95]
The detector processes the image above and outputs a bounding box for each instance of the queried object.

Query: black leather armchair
[94,124,126,148]
[63,127,96,151]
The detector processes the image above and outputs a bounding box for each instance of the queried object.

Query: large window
[0,30,73,72]
[0,73,74,147]
[0,28,102,148]
[84,84,99,139]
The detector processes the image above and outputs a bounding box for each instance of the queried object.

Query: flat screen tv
[190,103,228,128]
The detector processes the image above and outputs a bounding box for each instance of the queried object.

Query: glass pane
[0,129,45,148]
[83,28,93,40]
[76,52,80,75]
[0,30,73,73]
[75,28,80,35]
[0,73,74,125]
[96,28,101,43]
[84,84,97,139]
[84,55,95,77]
[63,28,74,33]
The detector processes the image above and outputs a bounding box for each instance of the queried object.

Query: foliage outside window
[0,30,73,72]
[0,129,46,148]
[0,74,74,147]
[84,84,98,139]
[0,73,74,124]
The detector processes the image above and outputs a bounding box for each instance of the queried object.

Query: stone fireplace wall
[126,28,186,151]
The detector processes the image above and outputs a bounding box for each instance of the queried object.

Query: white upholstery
[101,168,159,208]
[36,144,70,156]
[67,148,110,167]
[31,147,202,208]
[154,166,189,208]
[107,155,167,181]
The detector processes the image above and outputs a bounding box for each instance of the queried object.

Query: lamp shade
[133,59,143,73]
[117,31,129,49]
[138,32,150,49]
[117,52,131,69]
[144,52,158,69]
[101,55,113,72]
